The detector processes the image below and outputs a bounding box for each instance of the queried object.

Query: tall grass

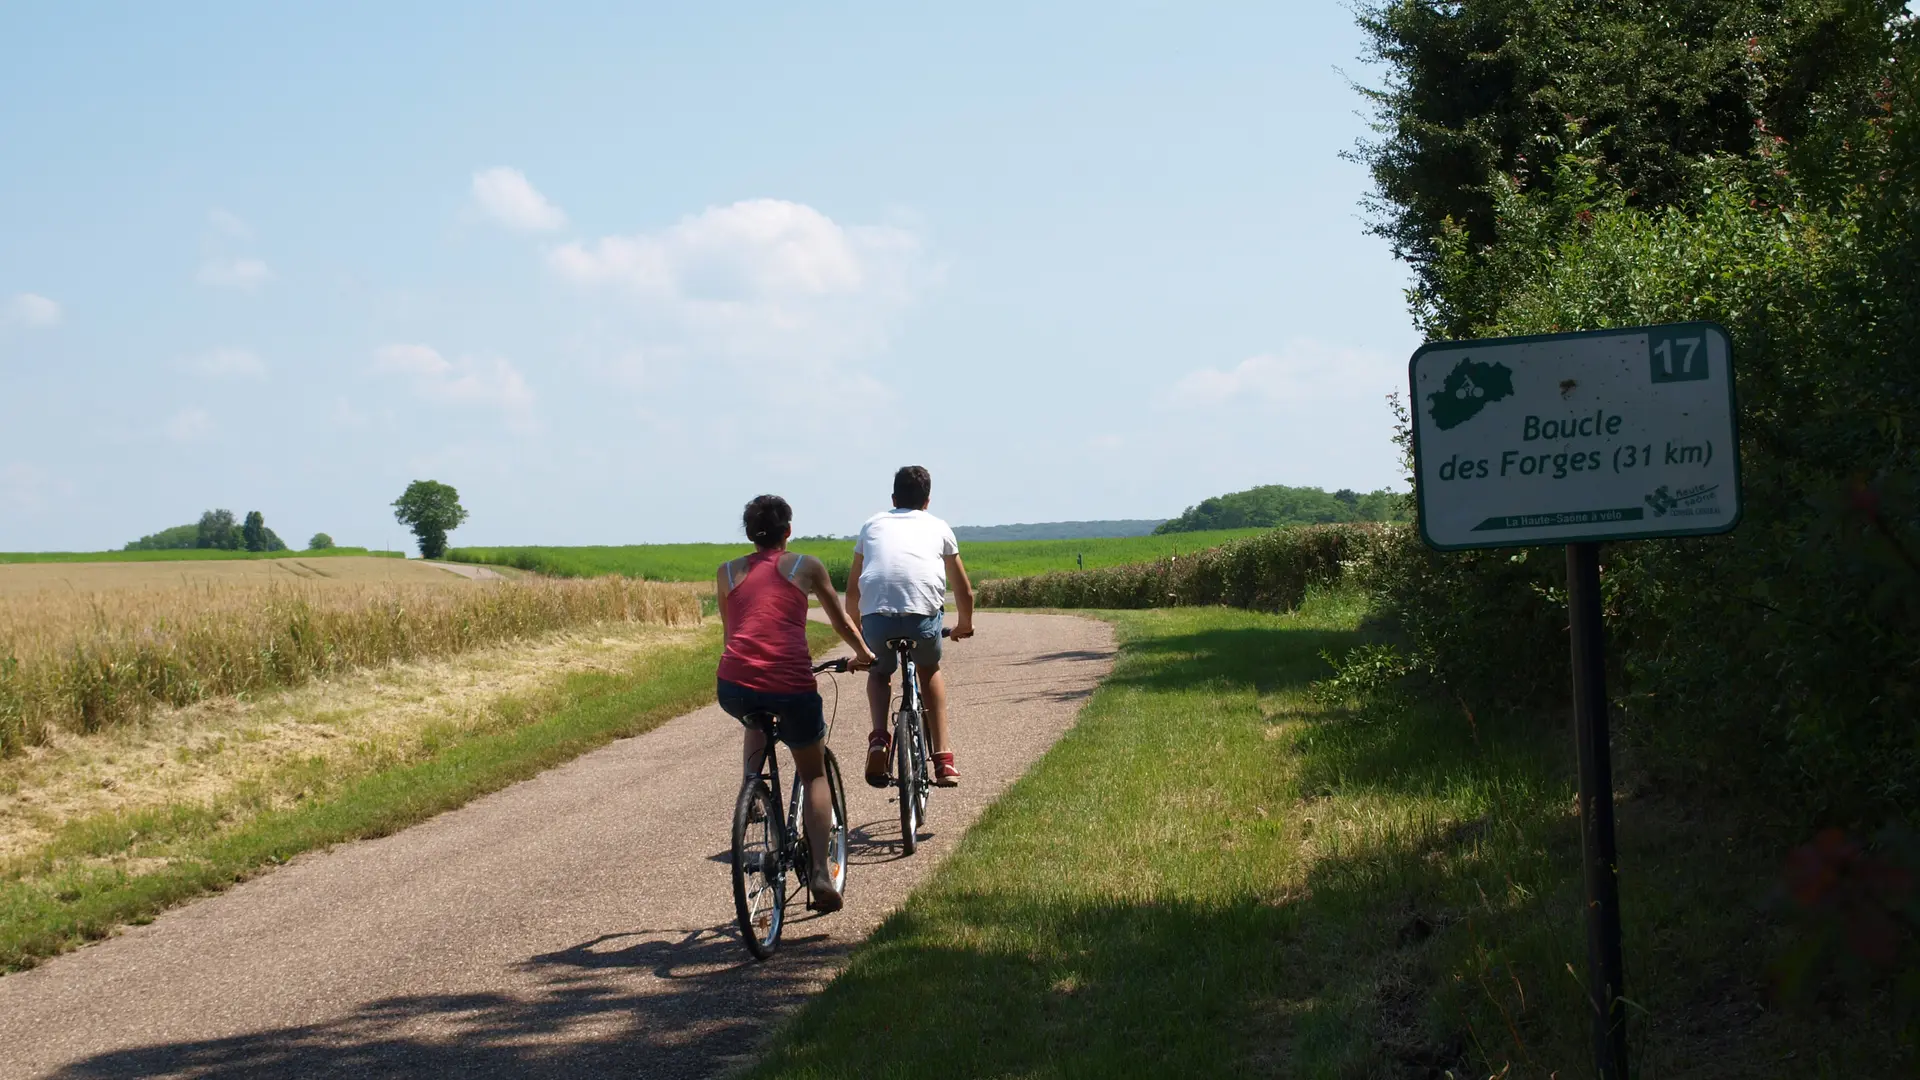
[0,577,702,754]
[977,524,1380,612]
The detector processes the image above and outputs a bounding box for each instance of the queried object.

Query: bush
[308,533,335,551]
[1348,21,1920,824]
[979,525,1376,613]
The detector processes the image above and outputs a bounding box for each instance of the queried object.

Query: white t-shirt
[853,508,959,617]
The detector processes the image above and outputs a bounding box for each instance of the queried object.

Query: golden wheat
[0,576,702,752]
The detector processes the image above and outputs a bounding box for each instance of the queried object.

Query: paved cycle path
[0,612,1113,1079]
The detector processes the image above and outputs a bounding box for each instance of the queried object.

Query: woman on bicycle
[717,495,875,912]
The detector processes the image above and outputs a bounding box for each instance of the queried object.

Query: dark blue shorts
[717,679,826,749]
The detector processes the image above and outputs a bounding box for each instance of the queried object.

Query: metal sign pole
[1566,541,1628,1078]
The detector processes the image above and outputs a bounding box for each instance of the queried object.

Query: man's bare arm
[945,552,975,638]
[802,556,876,669]
[844,552,865,633]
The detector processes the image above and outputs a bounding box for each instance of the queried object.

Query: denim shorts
[716,679,827,749]
[860,611,943,678]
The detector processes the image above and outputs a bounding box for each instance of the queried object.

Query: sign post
[1408,323,1741,1080]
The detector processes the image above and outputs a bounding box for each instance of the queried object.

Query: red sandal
[865,731,892,789]
[932,751,961,788]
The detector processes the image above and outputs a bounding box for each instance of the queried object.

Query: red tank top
[717,551,816,694]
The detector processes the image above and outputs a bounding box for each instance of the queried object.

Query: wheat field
[0,573,703,754]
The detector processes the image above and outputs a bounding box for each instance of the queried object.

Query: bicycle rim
[909,715,930,823]
[731,780,785,959]
[823,749,849,898]
[895,710,919,854]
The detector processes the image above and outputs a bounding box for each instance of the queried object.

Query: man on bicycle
[846,465,975,790]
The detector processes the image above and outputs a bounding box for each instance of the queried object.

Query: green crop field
[447,529,1268,584]
[0,547,401,565]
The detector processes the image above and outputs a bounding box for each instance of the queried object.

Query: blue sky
[0,3,1419,550]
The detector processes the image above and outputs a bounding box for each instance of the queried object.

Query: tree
[196,509,240,550]
[242,511,267,552]
[392,480,468,559]
[124,523,200,551]
[308,533,335,550]
[1349,0,1906,335]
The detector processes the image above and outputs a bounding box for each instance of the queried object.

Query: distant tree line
[1154,484,1410,534]
[124,509,315,552]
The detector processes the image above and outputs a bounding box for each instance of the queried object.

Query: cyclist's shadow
[848,815,919,864]
[705,815,916,868]
[522,925,824,981]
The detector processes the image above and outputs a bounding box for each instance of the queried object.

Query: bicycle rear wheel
[821,749,849,899]
[895,710,922,854]
[731,780,785,959]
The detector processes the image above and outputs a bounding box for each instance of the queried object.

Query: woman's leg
[789,741,839,904]
[741,725,769,780]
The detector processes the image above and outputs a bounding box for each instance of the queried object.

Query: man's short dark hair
[892,465,932,509]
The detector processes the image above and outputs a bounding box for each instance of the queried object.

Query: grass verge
[747,600,1905,1077]
[0,621,837,973]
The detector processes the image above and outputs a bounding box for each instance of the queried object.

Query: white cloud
[1171,340,1402,409]
[189,347,266,379]
[165,407,213,443]
[208,208,254,240]
[374,344,536,431]
[197,257,273,290]
[4,293,62,327]
[549,198,923,365]
[472,167,567,232]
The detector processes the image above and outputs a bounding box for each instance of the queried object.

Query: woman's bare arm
[800,556,875,669]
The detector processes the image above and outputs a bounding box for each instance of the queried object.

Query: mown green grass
[447,530,1266,585]
[0,547,401,564]
[749,602,1903,1078]
[0,621,836,972]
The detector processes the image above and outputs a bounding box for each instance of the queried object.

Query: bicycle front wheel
[895,710,921,855]
[731,779,785,959]
[822,749,849,900]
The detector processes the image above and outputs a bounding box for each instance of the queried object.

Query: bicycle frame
[743,716,816,890]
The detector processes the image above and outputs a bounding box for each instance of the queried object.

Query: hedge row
[976,524,1380,613]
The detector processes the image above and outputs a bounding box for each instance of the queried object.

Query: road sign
[1409,322,1740,551]
[1407,321,1745,1080]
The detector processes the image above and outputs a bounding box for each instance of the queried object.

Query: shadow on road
[51,920,853,1080]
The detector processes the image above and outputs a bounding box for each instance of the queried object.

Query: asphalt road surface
[0,611,1114,1079]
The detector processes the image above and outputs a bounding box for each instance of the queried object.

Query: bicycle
[729,657,851,961]
[888,627,952,855]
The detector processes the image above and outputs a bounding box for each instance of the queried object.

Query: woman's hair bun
[742,494,793,548]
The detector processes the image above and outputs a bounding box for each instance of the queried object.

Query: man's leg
[864,670,893,787]
[920,667,949,753]
[866,671,891,738]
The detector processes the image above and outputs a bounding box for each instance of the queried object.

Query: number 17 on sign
[1650,332,1708,384]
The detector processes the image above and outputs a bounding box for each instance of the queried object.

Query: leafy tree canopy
[1350,0,1906,335]
[1155,484,1410,534]
[124,523,201,551]
[392,480,469,559]
[308,533,335,550]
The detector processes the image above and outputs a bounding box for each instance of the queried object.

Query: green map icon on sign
[1426,357,1515,430]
